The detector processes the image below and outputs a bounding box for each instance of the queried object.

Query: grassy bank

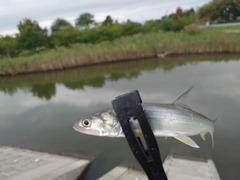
[0,30,240,76]
[206,25,240,31]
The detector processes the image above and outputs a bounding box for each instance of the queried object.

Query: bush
[17,18,45,52]
[0,36,19,58]
[184,24,200,34]
[121,20,142,36]
[160,16,192,32]
[52,26,80,47]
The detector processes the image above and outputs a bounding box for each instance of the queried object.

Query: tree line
[0,8,195,58]
[0,0,239,58]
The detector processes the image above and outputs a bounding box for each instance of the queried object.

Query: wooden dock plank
[117,169,145,180]
[99,152,221,180]
[163,154,220,180]
[98,167,147,180]
[0,146,90,180]
[98,166,128,180]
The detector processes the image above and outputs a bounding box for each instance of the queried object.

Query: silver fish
[73,87,216,148]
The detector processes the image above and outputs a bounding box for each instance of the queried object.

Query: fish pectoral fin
[174,135,199,148]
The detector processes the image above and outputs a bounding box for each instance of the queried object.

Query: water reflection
[0,54,240,179]
[31,84,56,100]
[0,54,239,100]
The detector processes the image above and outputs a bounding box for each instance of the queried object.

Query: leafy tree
[42,28,49,37]
[198,0,240,22]
[97,24,123,42]
[198,3,211,22]
[78,28,99,43]
[52,26,80,47]
[160,7,194,31]
[77,19,143,43]
[0,35,19,57]
[51,18,72,33]
[142,20,161,33]
[234,0,240,12]
[75,13,95,29]
[176,7,185,17]
[17,18,45,52]
[185,8,195,17]
[102,15,113,26]
[160,16,192,32]
[42,28,53,49]
[121,20,142,36]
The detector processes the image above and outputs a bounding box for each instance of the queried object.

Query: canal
[0,54,239,179]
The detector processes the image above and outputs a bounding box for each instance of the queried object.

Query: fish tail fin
[210,131,214,149]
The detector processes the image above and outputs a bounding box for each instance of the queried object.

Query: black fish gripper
[111,90,168,180]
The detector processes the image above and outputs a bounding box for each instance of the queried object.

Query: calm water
[0,54,240,179]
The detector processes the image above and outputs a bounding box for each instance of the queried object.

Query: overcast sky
[0,0,210,36]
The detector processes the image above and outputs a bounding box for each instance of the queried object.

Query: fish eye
[82,119,91,127]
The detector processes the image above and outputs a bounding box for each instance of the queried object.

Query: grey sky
[0,0,210,35]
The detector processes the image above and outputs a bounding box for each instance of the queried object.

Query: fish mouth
[73,124,80,132]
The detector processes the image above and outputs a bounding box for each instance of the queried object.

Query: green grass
[0,29,240,76]
[205,25,240,31]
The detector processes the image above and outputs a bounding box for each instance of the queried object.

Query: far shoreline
[1,51,240,77]
[0,31,240,76]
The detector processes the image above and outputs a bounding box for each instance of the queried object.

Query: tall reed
[0,30,240,76]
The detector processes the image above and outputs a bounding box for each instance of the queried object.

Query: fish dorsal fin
[212,117,218,123]
[172,86,194,109]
